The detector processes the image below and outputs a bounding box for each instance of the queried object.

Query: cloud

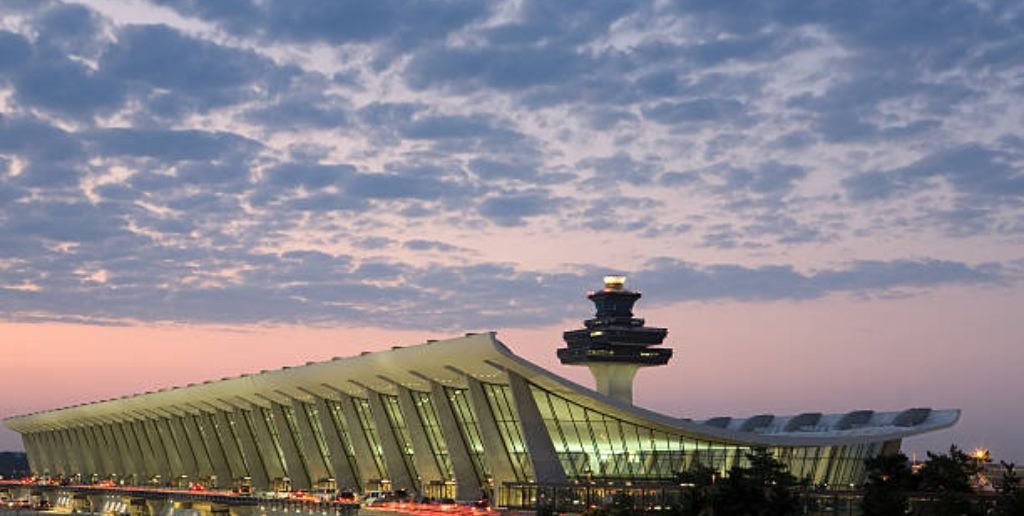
[0,0,1021,332]
[99,24,289,113]
[479,190,562,226]
[88,128,262,162]
[843,143,1024,203]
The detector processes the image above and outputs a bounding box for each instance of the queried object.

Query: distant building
[3,278,958,504]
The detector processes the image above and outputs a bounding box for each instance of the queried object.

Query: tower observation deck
[557,275,671,404]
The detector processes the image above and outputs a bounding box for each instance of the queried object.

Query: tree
[713,448,803,516]
[992,461,1024,516]
[862,452,914,516]
[915,445,980,516]
[670,463,717,516]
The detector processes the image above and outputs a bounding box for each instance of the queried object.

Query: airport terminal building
[3,278,959,505]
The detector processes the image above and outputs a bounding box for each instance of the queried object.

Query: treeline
[863,445,1023,516]
[0,452,29,479]
[581,446,1024,516]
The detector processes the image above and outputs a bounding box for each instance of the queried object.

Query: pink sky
[3,282,1021,463]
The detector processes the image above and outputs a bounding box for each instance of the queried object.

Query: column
[145,418,175,481]
[21,433,42,474]
[430,382,482,502]
[269,403,312,489]
[230,407,270,490]
[366,393,417,493]
[312,397,359,491]
[243,406,286,485]
[506,371,566,483]
[104,422,139,478]
[336,393,383,491]
[195,412,233,486]
[213,410,248,482]
[74,426,104,477]
[50,430,74,476]
[465,379,516,485]
[180,414,215,480]
[85,425,115,477]
[126,419,158,480]
[288,399,331,485]
[396,387,443,482]
[60,428,86,476]
[153,418,185,479]
[168,416,199,480]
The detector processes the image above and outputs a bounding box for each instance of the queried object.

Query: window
[445,388,490,484]
[260,407,289,474]
[481,383,533,482]
[325,399,363,486]
[352,398,389,479]
[410,391,454,480]
[380,394,420,488]
[301,403,336,479]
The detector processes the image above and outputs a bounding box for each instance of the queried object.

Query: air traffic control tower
[557,275,672,404]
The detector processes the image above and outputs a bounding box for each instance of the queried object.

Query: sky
[0,0,1022,462]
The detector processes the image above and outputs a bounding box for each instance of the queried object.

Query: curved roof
[3,333,959,446]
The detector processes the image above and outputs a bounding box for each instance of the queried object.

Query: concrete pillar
[181,414,215,479]
[141,418,172,482]
[60,427,86,475]
[230,407,270,490]
[77,426,103,477]
[196,412,234,487]
[336,393,383,491]
[105,422,139,478]
[154,417,185,479]
[46,430,67,475]
[312,396,359,491]
[430,382,483,502]
[269,403,312,489]
[465,378,516,486]
[243,407,287,484]
[52,429,75,476]
[587,363,642,405]
[396,387,444,482]
[86,425,112,476]
[20,433,40,474]
[287,399,331,485]
[84,425,114,477]
[73,426,101,477]
[127,419,158,480]
[168,416,199,480]
[213,410,248,482]
[366,393,417,494]
[506,371,567,483]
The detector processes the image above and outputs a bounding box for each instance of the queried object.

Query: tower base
[587,363,642,404]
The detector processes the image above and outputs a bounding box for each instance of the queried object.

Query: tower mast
[556,276,672,404]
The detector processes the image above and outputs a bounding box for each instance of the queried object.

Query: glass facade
[380,394,420,488]
[223,412,252,478]
[325,399,363,487]
[15,372,910,496]
[279,405,312,481]
[241,409,274,477]
[351,397,389,481]
[410,390,454,480]
[301,403,336,479]
[260,407,289,475]
[531,385,878,486]
[191,414,216,475]
[445,387,490,485]
[481,383,533,482]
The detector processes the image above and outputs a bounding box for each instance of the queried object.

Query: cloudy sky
[1,0,1022,461]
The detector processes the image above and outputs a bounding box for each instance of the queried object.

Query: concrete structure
[557,276,671,403]
[4,333,958,506]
